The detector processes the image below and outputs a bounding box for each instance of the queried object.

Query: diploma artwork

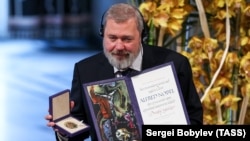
[82,62,190,141]
[83,79,142,141]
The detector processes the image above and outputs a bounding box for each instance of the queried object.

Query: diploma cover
[82,61,190,141]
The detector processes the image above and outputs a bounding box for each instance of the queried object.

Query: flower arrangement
[129,0,250,125]
[181,0,250,125]
[137,0,194,47]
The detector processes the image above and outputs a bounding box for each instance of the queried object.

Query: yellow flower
[139,0,194,40]
[220,94,241,111]
[241,36,249,46]
[166,19,184,36]
[240,36,250,55]
[188,36,203,53]
[170,8,189,19]
[224,52,240,70]
[209,87,222,102]
[241,83,250,97]
[215,10,226,20]
[209,58,219,76]
[192,66,208,94]
[203,114,213,125]
[194,79,205,95]
[214,49,224,64]
[153,11,170,28]
[213,76,233,89]
[157,3,172,13]
[244,5,250,16]
[202,38,218,54]
[139,1,157,22]
[240,52,250,82]
[215,0,227,8]
[180,50,191,59]
[190,52,208,66]
[161,0,185,7]
[203,87,222,110]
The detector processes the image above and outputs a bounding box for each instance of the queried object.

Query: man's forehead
[105,18,137,25]
[105,19,138,32]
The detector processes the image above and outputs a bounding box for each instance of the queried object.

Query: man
[45,3,203,141]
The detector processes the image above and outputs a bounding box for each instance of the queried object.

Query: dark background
[0,0,126,141]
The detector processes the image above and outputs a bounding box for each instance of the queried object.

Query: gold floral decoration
[188,0,250,125]
[138,0,194,46]
[129,0,250,125]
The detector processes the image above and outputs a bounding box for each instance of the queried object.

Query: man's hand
[45,101,75,133]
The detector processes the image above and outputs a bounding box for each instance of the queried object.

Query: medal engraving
[64,121,78,129]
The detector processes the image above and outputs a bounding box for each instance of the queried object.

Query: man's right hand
[45,101,75,132]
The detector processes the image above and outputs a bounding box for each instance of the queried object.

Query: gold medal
[64,121,78,129]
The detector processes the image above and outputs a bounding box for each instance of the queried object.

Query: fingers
[47,121,55,127]
[46,101,75,134]
[45,114,60,132]
[47,122,59,132]
[45,115,54,126]
[45,114,52,120]
[70,101,75,110]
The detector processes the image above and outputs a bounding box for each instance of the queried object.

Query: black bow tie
[115,68,139,77]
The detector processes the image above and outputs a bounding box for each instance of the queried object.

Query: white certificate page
[130,63,189,125]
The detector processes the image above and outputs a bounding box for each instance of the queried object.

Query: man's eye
[109,36,117,41]
[123,38,132,42]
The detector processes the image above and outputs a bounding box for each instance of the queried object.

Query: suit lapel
[141,45,156,70]
[97,54,115,79]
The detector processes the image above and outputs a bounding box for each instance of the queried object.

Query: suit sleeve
[70,63,87,122]
[177,57,203,125]
[56,63,90,141]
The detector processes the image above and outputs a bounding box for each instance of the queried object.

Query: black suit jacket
[66,44,203,141]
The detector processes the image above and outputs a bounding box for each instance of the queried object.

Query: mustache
[112,50,130,55]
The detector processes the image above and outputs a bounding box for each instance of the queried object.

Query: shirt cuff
[56,132,68,141]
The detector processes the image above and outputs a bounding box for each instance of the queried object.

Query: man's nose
[115,40,125,50]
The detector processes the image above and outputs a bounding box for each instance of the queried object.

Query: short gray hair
[102,3,144,36]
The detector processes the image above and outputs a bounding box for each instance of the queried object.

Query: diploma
[130,62,190,125]
[82,62,190,140]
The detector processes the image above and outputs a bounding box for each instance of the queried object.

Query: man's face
[103,18,141,70]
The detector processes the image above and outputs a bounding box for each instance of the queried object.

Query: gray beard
[103,48,137,70]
